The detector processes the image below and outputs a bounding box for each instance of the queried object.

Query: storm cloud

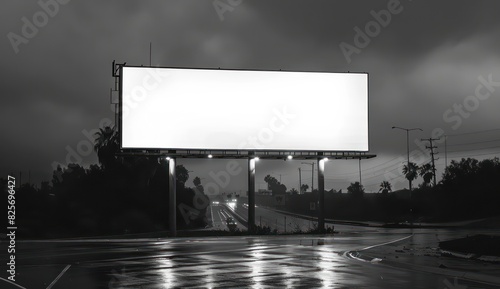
[1,0,499,192]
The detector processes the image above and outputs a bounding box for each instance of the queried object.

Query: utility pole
[392,126,423,191]
[312,164,314,192]
[272,172,282,183]
[358,158,362,185]
[421,138,440,187]
[298,168,302,193]
[301,162,315,191]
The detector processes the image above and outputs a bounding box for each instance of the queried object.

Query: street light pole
[168,158,177,237]
[406,130,410,171]
[392,126,423,191]
[444,135,448,168]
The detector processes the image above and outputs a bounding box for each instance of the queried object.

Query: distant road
[209,203,247,231]
[226,201,332,233]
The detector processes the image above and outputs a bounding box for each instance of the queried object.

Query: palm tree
[193,176,202,187]
[419,163,434,187]
[93,126,119,170]
[94,126,114,149]
[402,162,419,190]
[347,181,364,197]
[94,126,161,190]
[379,181,392,194]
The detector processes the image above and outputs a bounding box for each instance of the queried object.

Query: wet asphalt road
[230,203,330,233]
[2,225,500,289]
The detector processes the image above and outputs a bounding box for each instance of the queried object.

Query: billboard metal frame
[118,63,372,157]
[116,149,376,160]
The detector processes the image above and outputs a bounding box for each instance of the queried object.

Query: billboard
[121,66,368,152]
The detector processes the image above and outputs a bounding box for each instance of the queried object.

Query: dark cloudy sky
[1,0,500,193]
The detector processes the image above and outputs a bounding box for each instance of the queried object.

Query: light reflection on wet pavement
[2,227,500,288]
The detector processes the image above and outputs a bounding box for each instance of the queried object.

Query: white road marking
[344,235,413,262]
[0,277,27,289]
[210,205,215,227]
[46,264,71,289]
[360,234,413,251]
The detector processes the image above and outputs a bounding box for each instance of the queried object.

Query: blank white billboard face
[121,67,368,151]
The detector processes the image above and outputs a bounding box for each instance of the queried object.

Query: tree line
[260,157,500,222]
[0,126,209,238]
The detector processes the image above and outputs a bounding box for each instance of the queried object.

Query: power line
[359,145,498,185]
[326,158,422,185]
[361,145,498,186]
[358,150,499,189]
[323,162,406,184]
[322,143,499,189]
[421,138,440,186]
[315,129,500,187]
[362,164,405,181]
[345,144,499,190]
[447,138,500,147]
[363,173,407,188]
[330,155,404,176]
[447,150,500,158]
[446,128,500,137]
[331,152,424,180]
[448,144,500,153]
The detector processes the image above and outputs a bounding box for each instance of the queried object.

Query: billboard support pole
[168,158,177,237]
[317,158,325,233]
[248,157,256,233]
